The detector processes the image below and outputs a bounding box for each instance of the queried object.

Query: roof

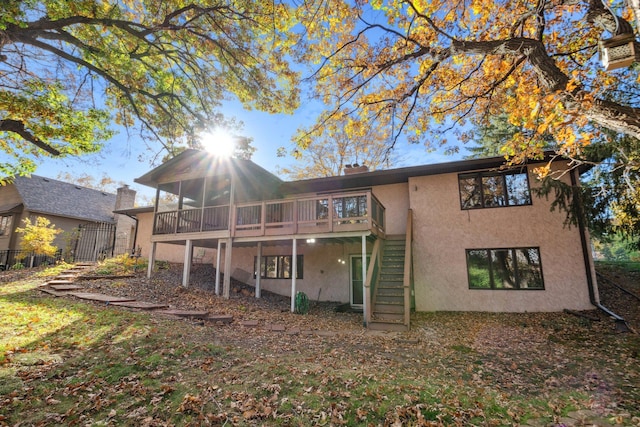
[135,149,282,187]
[0,202,23,214]
[114,206,154,216]
[279,154,541,195]
[13,175,117,223]
[135,149,283,202]
[132,150,560,203]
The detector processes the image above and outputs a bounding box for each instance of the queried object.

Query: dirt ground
[595,264,640,333]
[74,262,640,337]
[2,262,639,425]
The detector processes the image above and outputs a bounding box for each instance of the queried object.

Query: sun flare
[200,129,236,158]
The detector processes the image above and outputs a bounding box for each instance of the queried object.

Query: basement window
[254,255,303,279]
[466,247,544,290]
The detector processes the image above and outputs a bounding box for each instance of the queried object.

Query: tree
[0,1,298,182]
[467,112,640,250]
[15,216,62,260]
[293,0,640,169]
[279,111,398,178]
[56,172,124,192]
[533,133,640,250]
[465,112,556,159]
[582,135,640,249]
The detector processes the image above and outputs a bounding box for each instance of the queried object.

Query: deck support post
[183,239,193,287]
[147,242,157,279]
[291,237,297,312]
[215,239,222,295]
[223,238,233,299]
[256,242,262,299]
[361,234,368,326]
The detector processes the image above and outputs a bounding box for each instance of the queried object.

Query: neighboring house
[118,149,599,331]
[0,175,136,267]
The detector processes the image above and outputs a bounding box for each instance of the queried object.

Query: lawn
[0,264,638,426]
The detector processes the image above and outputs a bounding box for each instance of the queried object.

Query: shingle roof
[135,149,283,202]
[13,175,117,223]
[279,154,539,194]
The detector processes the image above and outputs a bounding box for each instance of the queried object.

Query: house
[118,149,599,330]
[0,175,136,267]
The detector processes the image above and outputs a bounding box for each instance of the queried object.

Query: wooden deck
[152,190,385,239]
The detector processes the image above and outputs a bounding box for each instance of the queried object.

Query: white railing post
[291,238,297,312]
[215,239,222,295]
[147,242,156,279]
[256,242,262,299]
[183,239,192,287]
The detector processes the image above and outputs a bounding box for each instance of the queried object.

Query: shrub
[96,254,148,275]
[14,217,62,259]
[10,262,25,270]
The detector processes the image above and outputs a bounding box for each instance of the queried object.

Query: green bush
[10,262,25,270]
[96,254,148,275]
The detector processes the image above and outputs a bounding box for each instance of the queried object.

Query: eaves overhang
[280,153,553,195]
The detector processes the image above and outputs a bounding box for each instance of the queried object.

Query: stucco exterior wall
[225,240,363,302]
[135,212,189,263]
[409,164,594,312]
[372,183,409,236]
[137,213,368,303]
[132,162,594,312]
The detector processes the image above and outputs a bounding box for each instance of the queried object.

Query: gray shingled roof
[13,175,117,223]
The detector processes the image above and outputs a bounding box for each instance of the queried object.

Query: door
[350,255,369,308]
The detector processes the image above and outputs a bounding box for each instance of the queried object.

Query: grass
[0,266,639,426]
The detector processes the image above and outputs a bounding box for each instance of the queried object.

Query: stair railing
[364,238,381,326]
[403,209,413,329]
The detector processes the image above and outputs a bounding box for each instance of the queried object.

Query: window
[333,195,367,219]
[459,170,531,209]
[466,247,544,290]
[255,255,303,279]
[0,215,12,236]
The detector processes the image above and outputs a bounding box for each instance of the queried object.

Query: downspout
[571,169,630,331]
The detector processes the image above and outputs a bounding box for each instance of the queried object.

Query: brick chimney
[115,184,136,210]
[343,163,369,175]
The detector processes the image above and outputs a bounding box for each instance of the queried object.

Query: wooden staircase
[369,236,410,331]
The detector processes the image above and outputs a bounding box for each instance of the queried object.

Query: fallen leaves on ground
[0,263,638,426]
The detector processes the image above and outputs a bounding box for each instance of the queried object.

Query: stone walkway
[38,265,344,335]
[39,264,232,323]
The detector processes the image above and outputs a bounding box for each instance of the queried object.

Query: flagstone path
[36,264,339,332]
[38,264,231,323]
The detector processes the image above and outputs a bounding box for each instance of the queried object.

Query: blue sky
[35,98,465,201]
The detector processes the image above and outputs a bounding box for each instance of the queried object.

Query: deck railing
[153,191,385,237]
[154,205,230,235]
[234,191,385,237]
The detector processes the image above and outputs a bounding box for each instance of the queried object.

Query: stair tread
[368,236,410,332]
